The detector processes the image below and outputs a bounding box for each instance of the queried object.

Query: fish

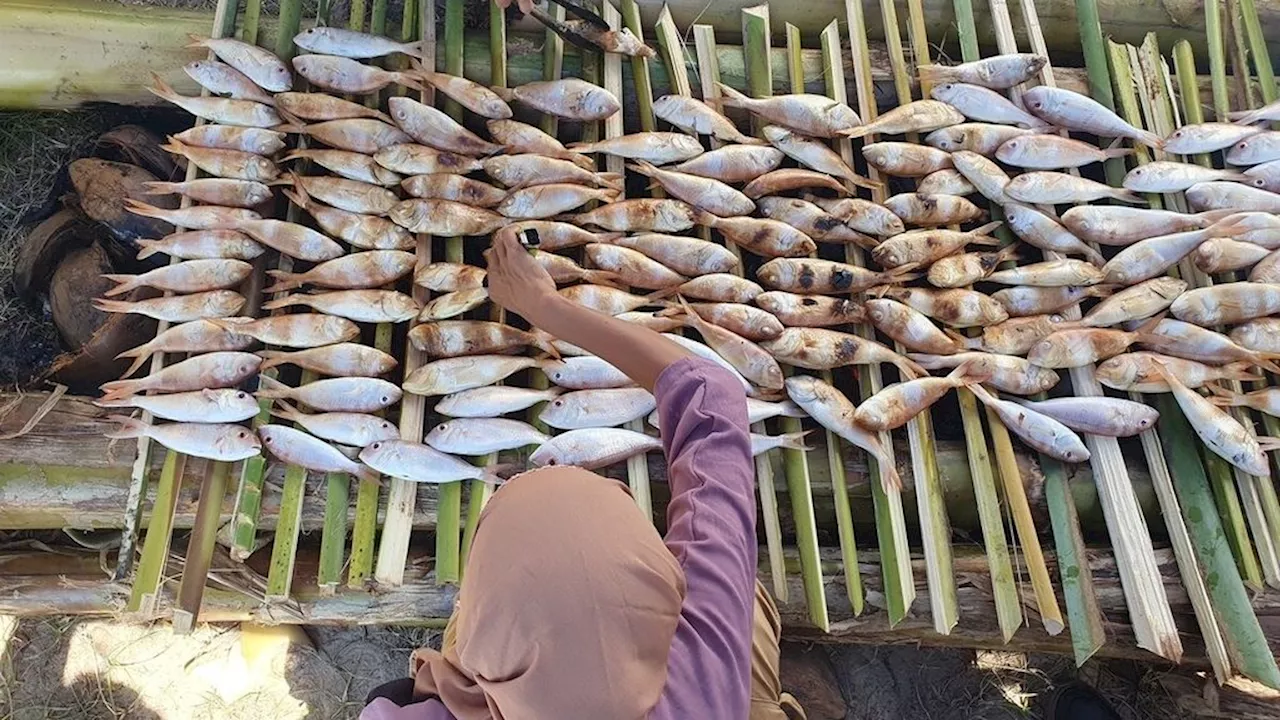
[916,169,977,197]
[743,169,850,198]
[1081,277,1186,328]
[99,351,261,401]
[1208,386,1280,419]
[992,285,1114,317]
[1249,248,1280,282]
[968,384,1090,462]
[925,122,1038,156]
[584,244,686,289]
[486,119,595,169]
[271,401,399,447]
[1244,159,1280,192]
[1060,205,1221,246]
[1187,181,1280,212]
[529,428,663,469]
[426,418,549,455]
[285,172,398,216]
[949,151,1013,206]
[262,289,419,324]
[917,54,1047,90]
[495,184,621,219]
[386,97,502,155]
[865,298,967,354]
[1194,237,1271,274]
[628,161,755,217]
[755,291,866,328]
[414,71,513,119]
[528,5,655,58]
[1150,362,1277,476]
[147,75,280,127]
[909,352,1060,394]
[95,388,260,424]
[403,355,544,396]
[415,262,486,292]
[660,333,753,393]
[230,217,345,261]
[102,258,252,296]
[861,142,953,177]
[665,302,784,341]
[842,100,965,139]
[671,145,786,183]
[391,199,507,235]
[92,290,246,322]
[877,286,1010,328]
[603,233,739,276]
[561,284,659,314]
[674,297,784,389]
[853,362,987,431]
[408,320,559,358]
[1005,171,1143,204]
[651,274,762,303]
[757,257,917,294]
[783,375,900,490]
[1227,131,1280,165]
[929,83,1048,127]
[1171,282,1280,326]
[173,125,286,155]
[926,244,1022,288]
[761,327,924,378]
[1010,397,1159,438]
[1123,161,1252,193]
[570,133,704,164]
[653,94,764,145]
[1164,122,1263,154]
[749,432,813,456]
[1136,318,1280,373]
[1023,86,1162,147]
[187,35,293,91]
[995,135,1133,169]
[698,213,817,258]
[1002,203,1099,267]
[275,92,394,124]
[1216,211,1280,248]
[542,356,633,389]
[882,193,984,227]
[572,199,699,233]
[988,258,1104,287]
[806,196,905,236]
[183,59,275,104]
[716,84,862,137]
[534,252,621,286]
[160,137,278,182]
[617,311,686,333]
[1228,98,1280,125]
[1027,321,1162,369]
[256,374,402,413]
[373,144,483,176]
[1096,352,1261,393]
[980,314,1078,355]
[281,118,413,154]
[293,26,424,58]
[496,78,621,121]
[259,424,377,480]
[763,125,877,190]
[756,197,876,248]
[483,155,621,191]
[492,221,624,252]
[538,387,657,429]
[212,314,359,349]
[264,250,416,292]
[291,54,421,94]
[419,288,490,321]
[115,317,254,377]
[284,188,413,251]
[1230,318,1280,354]
[360,439,504,484]
[284,148,401,186]
[144,178,272,208]
[135,230,263,261]
[647,397,805,429]
[105,417,262,462]
[435,385,563,417]
[871,221,1001,268]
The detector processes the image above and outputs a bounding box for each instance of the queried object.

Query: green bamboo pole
[526,3,561,427]
[242,0,262,43]
[1207,0,1232,119]
[126,451,186,613]
[653,5,691,97]
[1238,0,1277,102]
[275,0,303,59]
[174,460,232,631]
[349,0,366,30]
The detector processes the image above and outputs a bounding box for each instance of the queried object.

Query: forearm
[524,294,690,392]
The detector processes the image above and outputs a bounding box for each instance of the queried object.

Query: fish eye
[371,442,382,450]
[238,431,247,438]
[437,424,447,432]
[1239,141,1249,148]
[1172,130,1183,137]
[383,422,394,429]
[1030,101,1042,109]
[1139,417,1152,427]
[277,67,287,73]
[1133,168,1143,175]
[553,399,564,406]
[545,458,557,465]
[381,395,390,403]
[264,436,273,443]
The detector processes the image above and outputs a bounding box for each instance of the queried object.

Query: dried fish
[1081,277,1186,328]
[1005,171,1142,204]
[538,387,657,429]
[1186,181,1280,212]
[106,417,261,461]
[1164,122,1263,154]
[264,250,415,292]
[756,292,865,328]
[750,432,812,456]
[387,96,502,155]
[1137,318,1280,372]
[871,221,1001,268]
[980,314,1077,355]
[925,122,1037,156]
[605,233,739,276]
[1244,159,1280,192]
[1060,205,1219,246]
[918,54,1046,90]
[1096,352,1261,393]
[862,142,953,177]
[415,262,486,292]
[260,424,376,479]
[843,100,965,139]
[173,125,286,155]
[969,384,1090,462]
[698,214,816,258]
[262,289,418,324]
[492,221,623,252]
[675,297,783,389]
[628,161,754,217]
[671,145,786,183]
[496,184,620,219]
[542,355,634,390]
[996,135,1133,169]
[878,286,1009,328]
[96,388,259,423]
[483,155,621,191]
[530,428,663,469]
[144,178,271,208]
[743,169,849,198]
[661,334,752,392]
[92,290,246,322]
[292,54,421,94]
[187,35,292,91]
[400,174,508,207]
[99,351,261,401]
[403,355,544,396]
[1123,160,1251,193]
[882,193,983,227]
[415,71,513,119]
[284,187,413,251]
[717,84,861,137]
[148,75,280,127]
[584,244,687,289]
[926,244,1021,288]
[807,196,905,236]
[756,197,876,248]
[184,56,275,105]
[762,327,923,378]
[418,288,489,321]
[373,144,483,176]
[115,318,254,377]
[1023,86,1162,147]
[1011,397,1158,438]
[1150,362,1276,476]
[916,169,977,196]
[1208,386,1280,419]
[950,150,1013,206]
[1194,237,1271,274]
[560,284,658,314]
[284,148,401,186]
[135,230,263,261]
[865,298,966,354]
[281,118,412,154]
[286,172,398,215]
[1002,203,1106,266]
[993,285,1113,317]
[271,401,399,447]
[360,439,503,484]
[570,132,704,164]
[103,258,252,296]
[1227,131,1280,165]
[988,258,1104,287]
[275,92,393,124]
[426,418,549,454]
[758,257,916,294]
[854,363,986,431]
[669,302,784,341]
[529,6,654,58]
[652,274,762,303]
[213,315,357,350]
[763,125,877,190]
[653,94,764,145]
[391,199,506,235]
[929,83,1047,127]
[486,119,594,168]
[435,386,563,418]
[534,252,620,286]
[161,137,278,182]
[1249,248,1280,282]
[572,199,698,232]
[909,352,1060,394]
[409,320,558,358]
[293,26,424,58]
[231,217,345,261]
[784,375,900,490]
[1027,323,1159,369]
[497,78,621,121]
[1171,282,1280,326]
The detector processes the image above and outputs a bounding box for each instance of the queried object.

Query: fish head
[528,443,562,467]
[1027,337,1065,367]
[1021,86,1055,118]
[220,425,262,457]
[387,96,417,126]
[1051,431,1090,464]
[651,95,680,119]
[1095,355,1137,389]
[1185,182,1216,208]
[924,126,965,152]
[863,299,893,326]
[425,420,459,448]
[1023,55,1049,78]
[826,103,862,130]
[762,125,791,144]
[995,137,1023,162]
[782,374,821,405]
[871,244,903,268]
[929,83,960,104]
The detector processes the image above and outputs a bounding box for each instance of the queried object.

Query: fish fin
[1222,360,1266,383]
[103,414,150,440]
[145,72,180,103]
[1136,129,1165,149]
[916,63,953,88]
[254,373,292,399]
[566,140,598,153]
[1131,311,1166,337]
[134,239,161,260]
[972,220,1003,238]
[715,82,750,107]
[263,269,302,293]
[91,297,136,314]
[777,430,814,452]
[91,396,133,409]
[599,187,623,204]
[122,198,167,221]
[597,172,625,192]
[582,269,623,288]
[259,295,297,311]
[257,348,292,370]
[1205,383,1245,407]
[489,85,515,101]
[101,274,139,298]
[843,174,883,192]
[97,378,143,402]
[1109,187,1147,204]
[627,160,658,177]
[557,151,596,170]
[885,263,922,284]
[528,329,563,360]
[995,242,1022,264]
[1082,244,1107,268]
[1102,144,1136,160]
[268,399,304,423]
[839,125,872,139]
[142,181,179,195]
[392,72,424,92]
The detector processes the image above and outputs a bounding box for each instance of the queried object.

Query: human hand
[484,229,558,324]
[494,0,536,14]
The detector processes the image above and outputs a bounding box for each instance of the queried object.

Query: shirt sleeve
[648,356,757,720]
[360,697,456,720]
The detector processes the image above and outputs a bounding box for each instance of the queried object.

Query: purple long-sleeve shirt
[362,356,757,719]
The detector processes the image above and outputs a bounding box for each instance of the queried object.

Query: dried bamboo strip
[175,452,232,624]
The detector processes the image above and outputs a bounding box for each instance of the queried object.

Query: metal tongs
[528,0,610,54]
[540,0,609,29]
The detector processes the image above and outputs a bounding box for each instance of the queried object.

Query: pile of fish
[96,28,1280,490]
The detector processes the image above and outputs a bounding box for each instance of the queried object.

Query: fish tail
[272,108,307,135]
[1135,128,1165,149]
[877,455,903,492]
[1255,436,1280,452]
[122,198,170,222]
[916,63,954,88]
[996,242,1022,264]
[1252,353,1280,376]
[1085,284,1119,300]
[1205,383,1246,407]
[715,82,750,108]
[598,187,624,204]
[91,396,134,409]
[134,239,161,260]
[281,188,312,212]
[159,135,188,157]
[839,125,872,139]
[92,297,136,314]
[142,181,180,195]
[489,85,515,101]
[566,140,598,153]
[973,220,1004,239]
[268,399,304,423]
[777,430,814,452]
[354,464,384,486]
[844,173,883,192]
[101,273,140,298]
[627,160,658,177]
[185,34,210,49]
[1102,146,1136,160]
[103,414,151,440]
[397,39,425,60]
[884,264,922,284]
[145,72,180,104]
[1082,244,1107,268]
[260,294,300,311]
[1109,186,1146,204]
[582,269,623,288]
[692,210,720,228]
[597,172,625,192]
[1222,361,1265,383]
[254,373,293,399]
[256,349,292,370]
[392,72,424,92]
[557,151,596,170]
[98,379,144,402]
[263,269,302,293]
[643,286,681,303]
[893,353,926,380]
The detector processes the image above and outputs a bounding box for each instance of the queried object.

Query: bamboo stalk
[653,5,691,97]
[242,0,262,43]
[1238,0,1277,103]
[349,0,366,30]
[126,450,186,613]
[174,460,231,629]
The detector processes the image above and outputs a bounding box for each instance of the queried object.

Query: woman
[361,230,804,719]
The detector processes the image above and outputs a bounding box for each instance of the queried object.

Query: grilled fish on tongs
[529,0,656,57]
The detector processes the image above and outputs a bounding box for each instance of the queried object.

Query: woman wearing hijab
[360,227,804,720]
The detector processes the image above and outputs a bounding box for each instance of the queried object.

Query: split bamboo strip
[996,0,1182,661]
[1238,0,1277,103]
[741,6,824,628]
[126,451,186,613]
[1227,1,1253,108]
[174,460,232,630]
[242,0,262,43]
[653,6,690,96]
